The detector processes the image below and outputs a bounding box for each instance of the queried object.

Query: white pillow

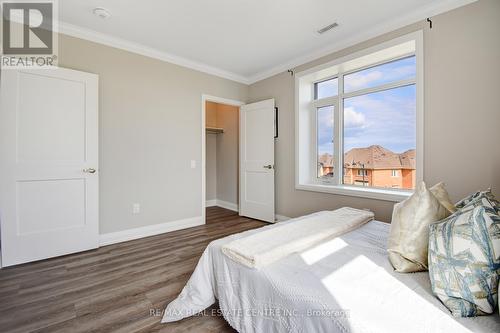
[429,182,457,214]
[387,182,454,272]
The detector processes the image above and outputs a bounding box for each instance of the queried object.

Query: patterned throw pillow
[428,195,500,317]
[455,189,500,213]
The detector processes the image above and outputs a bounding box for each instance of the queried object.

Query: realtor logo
[1,0,58,68]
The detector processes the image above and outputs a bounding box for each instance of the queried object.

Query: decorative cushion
[428,195,500,317]
[431,182,457,214]
[388,182,453,272]
[455,189,500,214]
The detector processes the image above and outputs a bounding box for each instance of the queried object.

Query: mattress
[163,220,500,333]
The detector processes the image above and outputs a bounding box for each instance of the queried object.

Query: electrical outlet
[133,203,140,214]
[190,160,196,169]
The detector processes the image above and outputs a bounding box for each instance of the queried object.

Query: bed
[162,217,500,333]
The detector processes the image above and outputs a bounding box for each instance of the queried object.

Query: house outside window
[295,32,423,201]
[357,169,368,177]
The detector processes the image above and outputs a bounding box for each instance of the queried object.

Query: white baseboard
[99,216,204,247]
[275,214,291,222]
[207,199,288,222]
[205,199,217,207]
[215,199,239,212]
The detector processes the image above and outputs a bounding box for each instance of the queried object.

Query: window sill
[296,183,412,202]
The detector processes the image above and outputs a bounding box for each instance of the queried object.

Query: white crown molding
[246,0,477,84]
[99,216,203,246]
[55,0,474,86]
[58,21,251,84]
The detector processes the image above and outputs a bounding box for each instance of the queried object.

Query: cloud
[344,107,366,129]
[344,56,416,93]
[343,85,416,153]
[344,71,382,91]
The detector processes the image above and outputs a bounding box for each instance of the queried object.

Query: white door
[239,99,275,222]
[0,67,99,267]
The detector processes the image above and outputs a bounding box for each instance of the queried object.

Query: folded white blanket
[221,207,374,269]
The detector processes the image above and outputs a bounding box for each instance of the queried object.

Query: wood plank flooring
[0,207,267,333]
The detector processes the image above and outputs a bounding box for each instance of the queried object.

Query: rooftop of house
[318,145,416,170]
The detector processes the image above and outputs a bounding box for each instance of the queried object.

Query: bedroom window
[317,105,335,179]
[295,32,422,201]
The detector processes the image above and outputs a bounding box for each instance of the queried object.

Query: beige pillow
[387,182,453,272]
[430,182,457,214]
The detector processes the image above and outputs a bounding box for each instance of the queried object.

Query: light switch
[190,160,196,169]
[133,203,140,214]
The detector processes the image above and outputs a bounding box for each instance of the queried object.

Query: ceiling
[59,0,475,84]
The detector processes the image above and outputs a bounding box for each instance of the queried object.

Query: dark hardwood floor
[0,207,266,333]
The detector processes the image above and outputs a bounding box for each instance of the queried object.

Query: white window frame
[391,170,398,177]
[295,31,424,202]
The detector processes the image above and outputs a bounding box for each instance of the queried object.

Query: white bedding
[162,219,500,333]
[222,208,373,269]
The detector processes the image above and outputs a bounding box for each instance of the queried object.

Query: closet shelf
[206,127,224,134]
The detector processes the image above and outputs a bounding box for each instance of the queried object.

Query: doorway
[201,95,244,223]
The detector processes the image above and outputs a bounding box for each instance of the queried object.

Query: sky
[317,56,416,156]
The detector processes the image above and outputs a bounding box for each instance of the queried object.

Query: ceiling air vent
[317,22,339,34]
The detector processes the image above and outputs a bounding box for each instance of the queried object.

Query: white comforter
[162,219,500,333]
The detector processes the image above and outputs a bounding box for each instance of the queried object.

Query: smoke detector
[93,7,111,19]
[317,22,339,34]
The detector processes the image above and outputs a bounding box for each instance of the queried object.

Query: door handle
[263,164,274,169]
[83,168,96,174]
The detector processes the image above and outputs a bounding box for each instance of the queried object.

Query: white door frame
[201,95,245,223]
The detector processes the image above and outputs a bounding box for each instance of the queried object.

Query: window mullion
[342,78,415,99]
[333,74,344,186]
[312,96,336,108]
[311,105,318,183]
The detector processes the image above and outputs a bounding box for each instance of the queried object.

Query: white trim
[201,95,245,225]
[52,1,473,85]
[295,32,421,80]
[206,199,217,207]
[341,78,416,100]
[99,216,203,246]
[297,184,411,202]
[206,198,240,212]
[295,31,423,202]
[215,200,239,212]
[275,214,291,222]
[59,22,250,84]
[415,31,425,185]
[247,0,476,83]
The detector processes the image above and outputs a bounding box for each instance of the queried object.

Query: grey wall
[215,104,239,205]
[206,101,218,201]
[206,134,217,201]
[58,34,247,234]
[248,0,500,222]
[56,0,499,233]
